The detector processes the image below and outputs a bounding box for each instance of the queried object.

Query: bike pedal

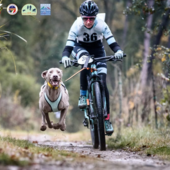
[83,119,88,127]
[105,133,113,136]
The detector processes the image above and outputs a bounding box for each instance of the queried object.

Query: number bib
[74,17,104,43]
[67,14,113,46]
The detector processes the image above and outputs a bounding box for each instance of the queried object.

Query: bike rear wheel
[92,82,106,151]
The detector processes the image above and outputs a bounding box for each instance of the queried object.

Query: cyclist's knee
[72,47,89,60]
[97,62,107,72]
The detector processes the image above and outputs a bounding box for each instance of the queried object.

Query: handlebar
[59,54,126,68]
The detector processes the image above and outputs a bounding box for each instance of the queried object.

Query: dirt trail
[27,134,170,170]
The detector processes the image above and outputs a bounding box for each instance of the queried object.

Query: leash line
[65,68,85,82]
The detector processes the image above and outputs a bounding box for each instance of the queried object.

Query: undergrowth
[107,127,170,160]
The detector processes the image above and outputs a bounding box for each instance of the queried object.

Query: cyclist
[62,0,123,135]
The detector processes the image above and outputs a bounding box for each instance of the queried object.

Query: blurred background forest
[0,0,170,134]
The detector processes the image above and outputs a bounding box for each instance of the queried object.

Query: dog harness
[44,82,62,112]
[44,92,62,112]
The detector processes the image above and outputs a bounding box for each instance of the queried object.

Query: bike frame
[83,63,107,128]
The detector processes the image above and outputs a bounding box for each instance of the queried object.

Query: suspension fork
[99,77,107,118]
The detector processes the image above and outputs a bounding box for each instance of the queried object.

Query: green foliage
[124,0,169,34]
[154,46,170,78]
[8,73,40,106]
[161,86,170,105]
[0,40,39,107]
[125,0,166,15]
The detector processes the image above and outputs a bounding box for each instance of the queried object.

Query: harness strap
[44,92,62,112]
[61,82,67,91]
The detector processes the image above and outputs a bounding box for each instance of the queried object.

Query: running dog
[39,68,69,131]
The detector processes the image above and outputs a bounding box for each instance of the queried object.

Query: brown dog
[39,68,69,131]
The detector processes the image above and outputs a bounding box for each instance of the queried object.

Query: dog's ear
[41,70,48,79]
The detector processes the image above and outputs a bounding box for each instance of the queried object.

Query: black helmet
[79,0,99,16]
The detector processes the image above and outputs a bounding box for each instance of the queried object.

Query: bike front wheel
[90,121,99,149]
[92,82,106,151]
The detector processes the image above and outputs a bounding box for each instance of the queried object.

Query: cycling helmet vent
[79,0,99,16]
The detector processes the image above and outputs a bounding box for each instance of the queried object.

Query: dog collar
[47,82,61,90]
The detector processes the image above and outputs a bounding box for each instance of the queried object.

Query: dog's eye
[57,71,60,74]
[49,71,53,73]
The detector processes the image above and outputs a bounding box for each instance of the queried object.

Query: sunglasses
[82,17,96,22]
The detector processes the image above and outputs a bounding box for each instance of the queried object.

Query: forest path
[1,132,170,170]
[32,134,170,170]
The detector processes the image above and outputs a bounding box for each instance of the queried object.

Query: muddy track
[37,139,170,170]
[2,133,170,170]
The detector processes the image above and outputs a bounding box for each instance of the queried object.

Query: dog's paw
[53,123,60,129]
[48,125,53,129]
[40,125,47,131]
[60,124,66,131]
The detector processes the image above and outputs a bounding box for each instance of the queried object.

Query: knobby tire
[90,122,99,149]
[93,82,106,150]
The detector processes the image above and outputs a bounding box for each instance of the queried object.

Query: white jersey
[66,16,116,47]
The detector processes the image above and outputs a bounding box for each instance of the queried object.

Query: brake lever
[72,62,79,67]
[83,55,90,69]
[111,54,126,61]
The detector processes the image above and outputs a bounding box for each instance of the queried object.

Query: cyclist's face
[82,16,95,28]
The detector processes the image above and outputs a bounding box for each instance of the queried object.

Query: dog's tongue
[52,81,59,86]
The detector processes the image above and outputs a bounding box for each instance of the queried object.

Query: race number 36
[83,33,97,42]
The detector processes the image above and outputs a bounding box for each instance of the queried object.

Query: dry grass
[0,130,95,166]
[0,128,91,142]
[107,127,170,160]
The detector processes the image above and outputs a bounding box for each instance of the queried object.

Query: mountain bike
[60,54,126,150]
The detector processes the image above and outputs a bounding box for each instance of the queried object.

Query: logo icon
[7,4,18,15]
[40,4,51,15]
[21,4,37,15]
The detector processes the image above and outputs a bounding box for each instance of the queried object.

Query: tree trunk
[139,0,154,122]
[168,35,170,48]
[121,0,131,49]
[117,67,123,139]
[103,0,110,24]
[140,0,154,89]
